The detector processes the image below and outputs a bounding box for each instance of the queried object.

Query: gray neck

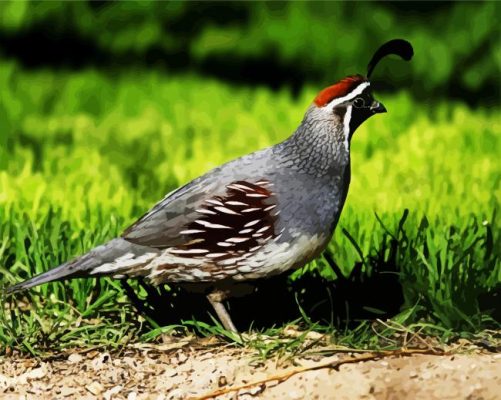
[275,113,350,177]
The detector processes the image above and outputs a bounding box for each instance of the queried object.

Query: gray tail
[5,238,155,295]
[5,257,93,294]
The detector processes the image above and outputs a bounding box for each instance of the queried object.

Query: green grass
[0,61,499,354]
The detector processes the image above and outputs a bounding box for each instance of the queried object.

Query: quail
[6,39,413,332]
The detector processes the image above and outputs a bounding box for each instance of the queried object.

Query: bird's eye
[353,98,365,108]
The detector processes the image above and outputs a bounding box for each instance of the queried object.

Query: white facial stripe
[327,82,370,108]
[343,105,352,152]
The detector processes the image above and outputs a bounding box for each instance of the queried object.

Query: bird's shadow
[112,208,500,334]
[122,222,405,332]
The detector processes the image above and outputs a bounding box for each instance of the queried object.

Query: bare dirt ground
[1,338,500,400]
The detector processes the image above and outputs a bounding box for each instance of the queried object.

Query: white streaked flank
[225,201,248,206]
[214,206,240,215]
[244,219,261,227]
[206,253,228,258]
[180,229,205,235]
[217,241,234,247]
[170,248,209,254]
[205,199,224,206]
[256,226,270,233]
[195,220,232,229]
[226,237,251,243]
[90,252,157,275]
[231,183,255,191]
[192,270,211,279]
[237,265,253,273]
[196,208,216,215]
[227,184,245,192]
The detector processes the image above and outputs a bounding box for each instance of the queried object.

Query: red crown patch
[314,75,367,107]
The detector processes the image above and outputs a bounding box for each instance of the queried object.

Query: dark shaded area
[122,254,404,332]
[0,2,251,71]
[122,219,409,331]
[121,210,500,332]
[119,215,406,331]
[478,287,501,323]
[197,51,311,98]
[0,28,311,99]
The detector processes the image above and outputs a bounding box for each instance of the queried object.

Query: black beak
[370,101,387,114]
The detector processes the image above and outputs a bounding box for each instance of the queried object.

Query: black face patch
[348,91,375,137]
[349,106,372,136]
[333,106,346,120]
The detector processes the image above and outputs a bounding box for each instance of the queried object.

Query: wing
[122,175,217,248]
[122,177,280,259]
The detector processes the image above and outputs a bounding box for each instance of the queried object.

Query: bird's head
[307,39,413,143]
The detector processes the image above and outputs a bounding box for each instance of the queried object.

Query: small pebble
[68,353,83,363]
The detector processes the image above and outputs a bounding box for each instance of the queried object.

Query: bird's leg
[207,290,238,333]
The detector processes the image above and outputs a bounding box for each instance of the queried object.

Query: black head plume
[367,39,414,78]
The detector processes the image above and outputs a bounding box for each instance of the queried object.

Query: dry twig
[193,348,443,400]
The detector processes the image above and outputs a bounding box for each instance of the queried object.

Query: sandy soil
[1,340,500,400]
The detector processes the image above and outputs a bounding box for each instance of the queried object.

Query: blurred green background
[0,1,499,351]
[0,1,499,102]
